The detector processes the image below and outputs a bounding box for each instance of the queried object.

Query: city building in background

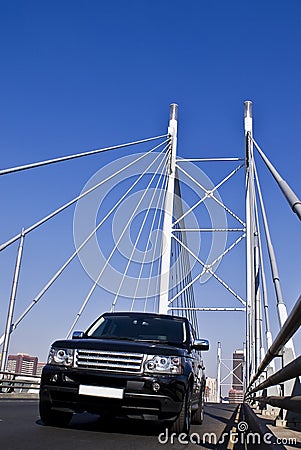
[228,349,244,403]
[232,350,244,389]
[205,377,217,402]
[7,354,38,376]
[36,362,46,377]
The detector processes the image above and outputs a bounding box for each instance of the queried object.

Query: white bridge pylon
[159,103,246,315]
[0,102,300,405]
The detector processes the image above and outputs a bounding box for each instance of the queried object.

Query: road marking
[226,405,241,450]
[234,405,241,423]
[227,426,237,450]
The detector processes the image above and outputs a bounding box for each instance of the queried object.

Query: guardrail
[251,396,301,415]
[0,371,41,393]
[245,295,301,415]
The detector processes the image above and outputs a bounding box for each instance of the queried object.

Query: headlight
[48,348,74,367]
[144,355,182,375]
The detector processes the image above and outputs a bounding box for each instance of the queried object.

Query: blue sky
[0,1,300,380]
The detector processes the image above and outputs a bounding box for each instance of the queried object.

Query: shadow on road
[36,413,166,436]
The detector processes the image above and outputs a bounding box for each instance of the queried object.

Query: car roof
[102,311,189,323]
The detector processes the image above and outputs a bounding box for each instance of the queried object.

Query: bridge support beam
[0,230,25,373]
[217,341,221,403]
[159,104,178,314]
[245,100,256,386]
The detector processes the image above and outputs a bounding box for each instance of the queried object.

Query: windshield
[87,315,185,345]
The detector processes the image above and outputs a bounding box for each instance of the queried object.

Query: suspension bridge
[0,102,300,447]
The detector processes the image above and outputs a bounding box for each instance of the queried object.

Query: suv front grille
[75,349,144,373]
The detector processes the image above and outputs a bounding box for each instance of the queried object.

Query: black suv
[39,312,209,433]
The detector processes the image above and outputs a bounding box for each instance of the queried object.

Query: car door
[189,324,202,402]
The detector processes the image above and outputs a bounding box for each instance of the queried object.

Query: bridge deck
[0,400,237,449]
[1,400,300,449]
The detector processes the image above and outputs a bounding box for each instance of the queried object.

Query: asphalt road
[0,400,238,450]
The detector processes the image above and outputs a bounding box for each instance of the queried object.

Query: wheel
[170,388,192,434]
[39,400,73,427]
[192,390,204,424]
[100,412,115,423]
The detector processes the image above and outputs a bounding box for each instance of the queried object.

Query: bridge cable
[0,138,171,253]
[253,191,266,371]
[251,135,301,221]
[253,163,285,307]
[66,146,170,336]
[168,233,246,307]
[176,164,245,226]
[170,234,246,306]
[0,142,170,345]
[170,174,197,329]
[253,160,296,358]
[111,153,169,311]
[145,173,169,312]
[174,163,244,227]
[130,166,169,312]
[142,174,168,312]
[109,152,170,313]
[0,134,168,176]
[254,180,274,354]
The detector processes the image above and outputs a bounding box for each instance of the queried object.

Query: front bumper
[40,365,188,420]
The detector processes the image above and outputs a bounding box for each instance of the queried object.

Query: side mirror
[192,339,209,351]
[72,331,84,339]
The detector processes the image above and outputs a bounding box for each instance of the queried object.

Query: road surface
[0,400,238,449]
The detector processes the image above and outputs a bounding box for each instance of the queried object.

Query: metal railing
[0,371,41,393]
[245,295,301,414]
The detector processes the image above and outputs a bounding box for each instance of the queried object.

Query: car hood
[52,338,187,356]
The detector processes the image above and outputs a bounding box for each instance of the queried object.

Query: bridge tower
[159,104,178,315]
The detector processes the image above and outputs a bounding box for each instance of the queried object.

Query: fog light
[62,374,73,383]
[152,382,160,392]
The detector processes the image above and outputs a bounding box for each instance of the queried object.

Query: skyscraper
[228,349,244,403]
[232,349,244,390]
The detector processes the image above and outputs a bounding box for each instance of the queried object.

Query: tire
[170,388,192,434]
[39,400,73,427]
[192,390,204,425]
[100,412,115,423]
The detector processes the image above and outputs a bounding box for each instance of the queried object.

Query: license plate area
[78,385,124,399]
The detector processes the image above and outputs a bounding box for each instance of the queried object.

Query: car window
[87,315,185,344]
